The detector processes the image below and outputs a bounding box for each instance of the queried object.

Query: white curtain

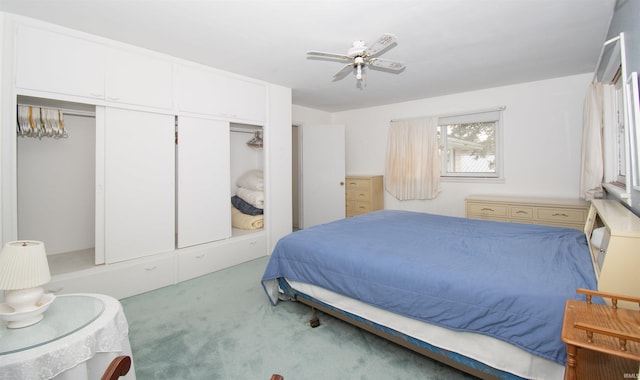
[385,117,440,200]
[580,83,604,200]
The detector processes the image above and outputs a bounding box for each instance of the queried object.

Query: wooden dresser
[345,175,384,217]
[465,195,590,230]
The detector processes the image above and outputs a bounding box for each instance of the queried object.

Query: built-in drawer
[467,203,508,217]
[510,206,534,219]
[178,233,266,282]
[537,207,586,224]
[45,252,177,299]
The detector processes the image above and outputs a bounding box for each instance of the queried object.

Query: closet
[2,14,292,299]
[16,97,97,273]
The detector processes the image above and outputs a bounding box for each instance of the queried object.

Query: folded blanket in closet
[236,170,264,191]
[236,187,264,209]
[231,207,264,230]
[231,195,263,216]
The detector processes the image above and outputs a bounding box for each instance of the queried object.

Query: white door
[104,108,175,263]
[176,116,231,248]
[301,124,346,228]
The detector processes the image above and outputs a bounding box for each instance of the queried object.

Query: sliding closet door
[176,116,231,248]
[104,108,175,263]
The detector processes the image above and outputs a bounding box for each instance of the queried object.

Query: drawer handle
[196,254,205,259]
[552,213,569,217]
[516,210,529,214]
[145,266,158,271]
[481,208,495,212]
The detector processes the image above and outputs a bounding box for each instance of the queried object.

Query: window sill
[602,182,631,200]
[441,176,505,184]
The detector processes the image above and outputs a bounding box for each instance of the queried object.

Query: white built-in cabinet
[15,24,105,100]
[176,117,231,248]
[16,24,174,112]
[104,108,176,263]
[105,48,173,110]
[175,64,266,122]
[2,14,292,299]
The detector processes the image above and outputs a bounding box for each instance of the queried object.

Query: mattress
[262,210,598,377]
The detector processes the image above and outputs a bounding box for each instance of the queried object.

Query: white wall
[292,104,334,126]
[330,74,591,217]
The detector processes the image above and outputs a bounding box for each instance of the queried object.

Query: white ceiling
[0,0,616,112]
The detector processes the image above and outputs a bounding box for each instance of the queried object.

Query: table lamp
[0,240,52,327]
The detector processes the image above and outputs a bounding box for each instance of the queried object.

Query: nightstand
[561,288,640,380]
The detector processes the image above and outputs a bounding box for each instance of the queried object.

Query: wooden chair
[101,355,132,380]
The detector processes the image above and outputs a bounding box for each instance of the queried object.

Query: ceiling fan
[307,33,405,82]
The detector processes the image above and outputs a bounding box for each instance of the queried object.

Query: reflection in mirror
[595,37,622,83]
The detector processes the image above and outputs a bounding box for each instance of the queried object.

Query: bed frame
[279,279,520,380]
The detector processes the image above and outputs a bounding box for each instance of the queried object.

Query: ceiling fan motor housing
[348,40,367,57]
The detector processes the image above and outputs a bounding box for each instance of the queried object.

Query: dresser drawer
[350,201,371,214]
[510,206,534,219]
[347,178,371,189]
[467,203,508,217]
[536,207,586,224]
[352,190,371,202]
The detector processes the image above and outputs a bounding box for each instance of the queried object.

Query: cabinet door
[175,64,228,116]
[176,116,231,248]
[227,78,267,122]
[16,25,105,99]
[175,64,266,122]
[106,48,173,110]
[104,108,175,263]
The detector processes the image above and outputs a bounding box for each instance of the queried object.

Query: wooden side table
[561,288,640,380]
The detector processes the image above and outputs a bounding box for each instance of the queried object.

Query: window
[614,80,627,185]
[437,109,503,180]
[602,67,631,190]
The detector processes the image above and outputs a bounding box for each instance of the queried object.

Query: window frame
[437,108,504,182]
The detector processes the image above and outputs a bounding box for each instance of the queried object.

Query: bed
[261,210,600,379]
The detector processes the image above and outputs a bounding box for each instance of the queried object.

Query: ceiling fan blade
[333,63,354,81]
[365,33,397,57]
[368,58,405,71]
[307,51,352,61]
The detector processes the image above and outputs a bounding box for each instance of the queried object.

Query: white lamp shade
[0,241,51,290]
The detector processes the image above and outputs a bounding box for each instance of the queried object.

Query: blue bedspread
[261,210,598,365]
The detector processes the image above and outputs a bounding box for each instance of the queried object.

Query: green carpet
[121,257,477,379]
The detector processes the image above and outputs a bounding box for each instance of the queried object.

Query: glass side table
[0,293,134,380]
[0,294,105,355]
